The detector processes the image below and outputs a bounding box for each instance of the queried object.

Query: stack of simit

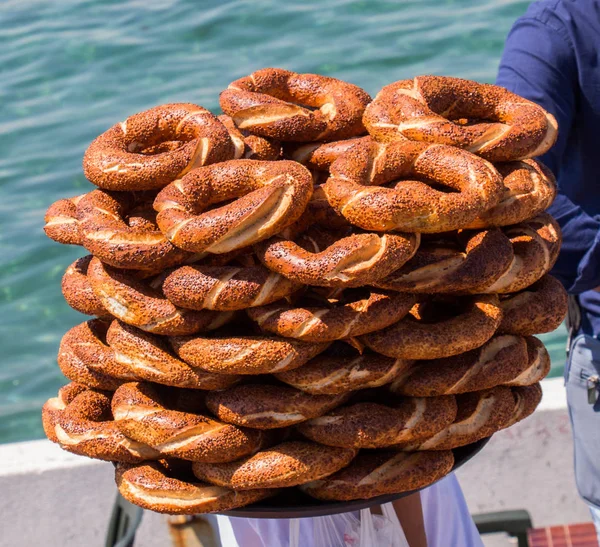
[42,69,568,514]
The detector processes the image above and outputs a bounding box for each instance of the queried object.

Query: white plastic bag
[293,503,410,547]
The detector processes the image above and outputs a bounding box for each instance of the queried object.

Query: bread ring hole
[450,117,488,126]
[409,296,471,323]
[132,382,208,415]
[126,204,160,230]
[138,140,186,155]
[391,176,461,194]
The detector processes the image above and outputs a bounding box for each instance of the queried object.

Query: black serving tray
[221,437,490,519]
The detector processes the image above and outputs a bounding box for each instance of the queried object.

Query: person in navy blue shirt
[497,0,600,535]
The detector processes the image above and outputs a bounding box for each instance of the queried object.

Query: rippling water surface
[0,0,565,444]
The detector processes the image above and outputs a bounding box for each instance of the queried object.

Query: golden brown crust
[170,332,329,375]
[58,320,128,391]
[285,185,350,233]
[192,441,357,489]
[504,383,543,427]
[247,289,416,342]
[116,461,275,514]
[62,256,110,317]
[504,337,551,387]
[42,385,159,462]
[218,114,282,160]
[301,450,454,501]
[288,136,371,172]
[375,228,514,294]
[297,395,457,449]
[389,335,531,396]
[58,319,239,390]
[275,352,412,395]
[205,383,348,429]
[77,190,191,271]
[154,159,313,254]
[44,195,84,245]
[498,275,568,336]
[105,321,241,390]
[87,257,232,336]
[220,68,371,142]
[363,76,557,162]
[162,264,300,311]
[362,295,502,360]
[42,383,88,443]
[323,137,504,233]
[466,159,557,228]
[479,213,562,294]
[255,227,420,288]
[398,386,515,450]
[83,103,235,191]
[112,382,268,462]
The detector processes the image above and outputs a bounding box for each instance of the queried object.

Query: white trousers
[215,473,484,547]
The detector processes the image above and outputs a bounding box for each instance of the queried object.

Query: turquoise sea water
[0,0,567,444]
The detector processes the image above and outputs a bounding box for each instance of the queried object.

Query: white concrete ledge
[539,376,567,411]
[0,438,94,476]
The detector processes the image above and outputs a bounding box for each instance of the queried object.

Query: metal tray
[221,437,490,519]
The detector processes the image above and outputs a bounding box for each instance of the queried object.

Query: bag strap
[566,294,581,357]
[381,503,410,547]
[359,508,377,546]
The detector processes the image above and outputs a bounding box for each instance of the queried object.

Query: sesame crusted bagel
[154,159,313,254]
[162,263,300,311]
[170,330,329,375]
[275,350,412,395]
[112,382,268,463]
[247,289,416,342]
[192,441,357,490]
[389,335,542,397]
[505,383,543,427]
[220,68,371,142]
[87,257,233,336]
[205,383,348,429]
[218,114,282,160]
[255,227,420,288]
[42,385,159,462]
[478,213,561,294]
[62,255,109,317]
[105,320,241,390]
[301,449,454,501]
[363,76,557,162]
[288,136,371,172]
[116,461,275,514]
[375,228,514,294]
[362,295,502,360]
[77,190,191,271]
[58,319,239,391]
[504,337,551,387]
[58,319,130,391]
[297,395,457,449]
[498,275,568,336]
[44,195,84,245]
[323,137,504,233]
[397,386,515,451]
[466,159,557,228]
[83,103,235,191]
[42,383,88,443]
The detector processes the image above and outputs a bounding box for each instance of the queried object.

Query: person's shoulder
[519,0,599,36]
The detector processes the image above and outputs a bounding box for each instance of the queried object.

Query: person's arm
[497,10,600,294]
[392,493,428,547]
